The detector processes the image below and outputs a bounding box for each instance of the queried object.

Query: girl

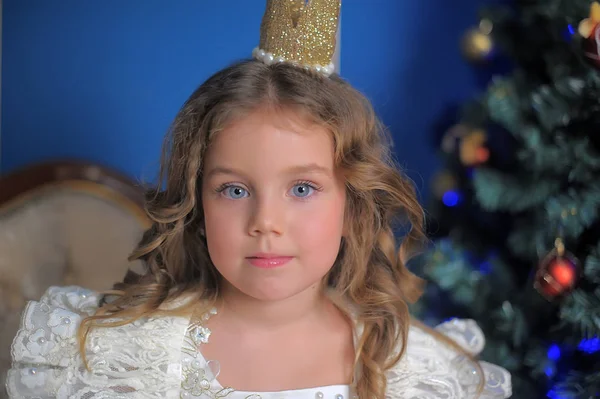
[7,1,512,398]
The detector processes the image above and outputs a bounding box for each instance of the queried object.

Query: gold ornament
[578,1,600,38]
[253,0,341,76]
[441,124,489,166]
[578,2,600,68]
[460,19,495,63]
[459,129,489,166]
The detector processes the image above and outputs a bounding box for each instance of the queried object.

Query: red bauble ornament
[534,244,581,299]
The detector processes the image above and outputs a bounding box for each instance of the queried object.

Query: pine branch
[485,76,527,135]
[491,300,530,349]
[584,243,600,283]
[506,220,548,261]
[550,369,600,399]
[418,240,517,316]
[570,138,600,178]
[559,287,600,338]
[473,168,561,212]
[545,183,600,239]
[530,82,576,132]
[515,126,574,175]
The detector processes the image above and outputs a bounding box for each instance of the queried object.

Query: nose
[247,195,284,237]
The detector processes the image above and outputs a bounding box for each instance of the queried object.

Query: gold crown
[252,0,341,76]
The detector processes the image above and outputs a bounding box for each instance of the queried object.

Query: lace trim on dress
[6,286,512,399]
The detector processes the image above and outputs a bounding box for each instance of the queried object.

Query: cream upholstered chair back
[0,161,151,397]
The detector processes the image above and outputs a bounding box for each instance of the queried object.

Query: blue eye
[223,186,248,199]
[291,183,314,198]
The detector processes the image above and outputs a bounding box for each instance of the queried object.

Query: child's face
[201,108,346,302]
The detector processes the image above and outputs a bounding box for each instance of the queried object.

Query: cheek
[202,198,246,262]
[294,197,345,253]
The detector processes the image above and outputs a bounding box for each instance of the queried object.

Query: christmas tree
[411,1,600,397]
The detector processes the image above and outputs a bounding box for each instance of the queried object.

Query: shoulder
[386,318,512,399]
[6,286,100,396]
[6,285,189,397]
[10,286,100,366]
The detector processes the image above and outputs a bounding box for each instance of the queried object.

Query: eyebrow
[205,163,333,180]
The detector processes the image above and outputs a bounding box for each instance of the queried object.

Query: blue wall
[2,0,482,198]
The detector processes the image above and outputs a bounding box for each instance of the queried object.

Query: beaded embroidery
[181,306,236,398]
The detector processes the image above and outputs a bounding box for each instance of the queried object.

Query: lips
[246,254,293,269]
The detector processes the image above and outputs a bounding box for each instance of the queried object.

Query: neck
[218,282,331,330]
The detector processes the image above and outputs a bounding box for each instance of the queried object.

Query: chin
[246,286,304,302]
[234,281,320,303]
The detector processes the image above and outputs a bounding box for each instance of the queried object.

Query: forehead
[203,108,335,171]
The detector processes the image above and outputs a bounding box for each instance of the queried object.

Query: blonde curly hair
[79,59,482,399]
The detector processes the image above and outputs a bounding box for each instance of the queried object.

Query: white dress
[6,286,512,399]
